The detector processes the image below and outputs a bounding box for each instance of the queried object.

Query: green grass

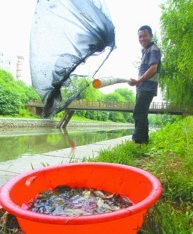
[71,115,105,122]
[56,114,116,123]
[87,116,193,234]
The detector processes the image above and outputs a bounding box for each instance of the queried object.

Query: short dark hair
[138,25,153,36]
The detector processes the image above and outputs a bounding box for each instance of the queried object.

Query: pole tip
[92,79,102,88]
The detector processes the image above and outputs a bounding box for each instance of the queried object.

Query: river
[0,126,133,162]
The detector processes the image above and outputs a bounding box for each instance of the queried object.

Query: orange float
[92,77,130,89]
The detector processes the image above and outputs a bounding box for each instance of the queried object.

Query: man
[129,25,161,144]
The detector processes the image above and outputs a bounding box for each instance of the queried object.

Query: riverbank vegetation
[0,70,39,117]
[87,115,193,233]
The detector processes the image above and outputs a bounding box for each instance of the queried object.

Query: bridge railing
[68,100,135,109]
[26,100,192,115]
[150,102,170,110]
[70,100,177,110]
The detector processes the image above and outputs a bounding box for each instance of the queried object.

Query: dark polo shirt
[137,41,161,96]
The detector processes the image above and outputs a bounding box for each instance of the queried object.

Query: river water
[0,127,133,162]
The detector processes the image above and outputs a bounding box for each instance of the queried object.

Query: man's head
[138,25,153,49]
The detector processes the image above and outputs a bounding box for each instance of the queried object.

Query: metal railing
[26,100,192,115]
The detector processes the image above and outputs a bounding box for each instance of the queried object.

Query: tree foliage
[0,88,20,115]
[0,70,40,115]
[101,88,134,122]
[114,88,135,103]
[102,92,125,103]
[61,76,102,101]
[160,0,193,107]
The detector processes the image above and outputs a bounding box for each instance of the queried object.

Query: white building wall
[0,51,25,82]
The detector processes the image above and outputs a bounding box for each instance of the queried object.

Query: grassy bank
[0,114,96,121]
[1,116,193,233]
[0,114,121,123]
[87,116,193,234]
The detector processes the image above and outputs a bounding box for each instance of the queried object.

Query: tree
[0,88,20,115]
[114,88,135,122]
[61,76,103,101]
[0,70,40,116]
[65,76,104,120]
[102,91,132,123]
[80,82,103,101]
[160,0,193,108]
[114,88,135,103]
[102,92,125,103]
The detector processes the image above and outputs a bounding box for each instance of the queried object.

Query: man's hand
[128,78,139,86]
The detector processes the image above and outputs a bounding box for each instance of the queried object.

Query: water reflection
[0,127,133,162]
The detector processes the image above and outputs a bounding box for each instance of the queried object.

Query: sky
[0,0,162,98]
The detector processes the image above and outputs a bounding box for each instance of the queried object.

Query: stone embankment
[0,118,133,129]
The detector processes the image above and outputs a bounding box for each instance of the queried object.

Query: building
[16,55,24,81]
[0,51,24,81]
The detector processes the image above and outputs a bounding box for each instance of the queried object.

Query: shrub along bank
[87,116,193,234]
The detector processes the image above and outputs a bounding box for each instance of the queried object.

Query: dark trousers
[132,90,154,144]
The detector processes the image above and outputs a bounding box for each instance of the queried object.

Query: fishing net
[30,0,115,118]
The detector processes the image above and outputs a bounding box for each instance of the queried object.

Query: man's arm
[129,63,158,86]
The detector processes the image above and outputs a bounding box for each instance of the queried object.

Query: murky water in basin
[25,186,133,216]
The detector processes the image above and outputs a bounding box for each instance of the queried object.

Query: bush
[109,112,126,122]
[0,70,40,116]
[0,88,20,115]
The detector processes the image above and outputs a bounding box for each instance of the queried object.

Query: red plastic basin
[0,162,162,234]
